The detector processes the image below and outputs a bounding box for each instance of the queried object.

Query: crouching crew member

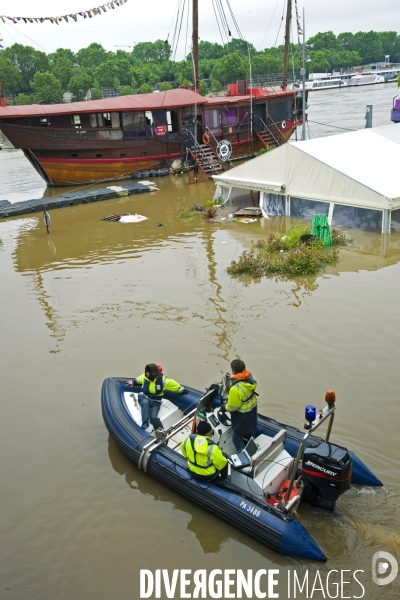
[126,363,188,432]
[181,421,228,481]
[219,359,258,452]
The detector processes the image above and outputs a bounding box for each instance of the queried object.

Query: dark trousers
[138,393,163,430]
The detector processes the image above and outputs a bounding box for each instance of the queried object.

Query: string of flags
[0,0,128,25]
[294,0,303,36]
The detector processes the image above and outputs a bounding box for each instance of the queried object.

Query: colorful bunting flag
[1,1,128,25]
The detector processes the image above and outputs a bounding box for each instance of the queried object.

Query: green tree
[113,76,120,92]
[94,60,120,88]
[198,40,224,60]
[68,72,93,101]
[198,80,209,96]
[307,31,339,51]
[337,32,355,52]
[378,31,398,60]
[225,38,256,56]
[76,43,107,69]
[159,82,173,91]
[30,72,63,103]
[308,51,330,73]
[91,87,103,100]
[14,93,32,105]
[51,57,75,90]
[119,85,135,95]
[2,44,49,91]
[211,52,248,83]
[138,83,153,94]
[48,48,76,65]
[210,79,223,93]
[0,56,22,95]
[353,31,383,64]
[132,40,171,63]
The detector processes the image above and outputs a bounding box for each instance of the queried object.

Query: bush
[14,93,32,105]
[138,83,153,94]
[228,226,339,278]
[91,87,103,100]
[159,82,173,91]
[119,85,134,96]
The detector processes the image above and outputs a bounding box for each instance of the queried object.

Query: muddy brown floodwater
[1,82,400,600]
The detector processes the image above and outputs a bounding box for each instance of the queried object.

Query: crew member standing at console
[219,359,258,452]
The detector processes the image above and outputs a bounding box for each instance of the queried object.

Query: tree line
[0,30,399,105]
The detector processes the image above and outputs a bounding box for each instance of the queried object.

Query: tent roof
[214,124,400,210]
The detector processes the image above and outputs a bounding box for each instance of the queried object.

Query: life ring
[202,132,210,145]
[281,121,287,129]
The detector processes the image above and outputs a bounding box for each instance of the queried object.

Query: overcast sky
[1,0,399,57]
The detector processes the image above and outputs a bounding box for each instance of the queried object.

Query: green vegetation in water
[177,207,197,219]
[205,197,223,207]
[253,147,273,157]
[227,226,353,278]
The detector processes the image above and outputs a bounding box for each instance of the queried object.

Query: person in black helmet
[181,421,228,480]
[126,363,188,432]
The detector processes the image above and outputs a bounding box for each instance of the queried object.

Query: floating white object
[119,214,148,223]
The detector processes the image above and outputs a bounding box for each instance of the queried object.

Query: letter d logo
[372,551,398,586]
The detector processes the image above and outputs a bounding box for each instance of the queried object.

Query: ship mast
[281,0,292,90]
[192,0,199,91]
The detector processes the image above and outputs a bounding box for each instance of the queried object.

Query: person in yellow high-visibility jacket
[126,363,188,432]
[219,359,258,452]
[181,421,228,481]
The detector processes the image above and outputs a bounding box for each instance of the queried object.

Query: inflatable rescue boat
[101,377,382,561]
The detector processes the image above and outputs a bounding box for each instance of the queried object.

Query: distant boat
[289,76,347,91]
[348,73,385,86]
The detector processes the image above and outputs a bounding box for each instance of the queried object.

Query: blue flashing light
[305,405,317,423]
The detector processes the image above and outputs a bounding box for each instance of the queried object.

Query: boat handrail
[257,115,286,146]
[138,406,197,472]
[284,404,336,505]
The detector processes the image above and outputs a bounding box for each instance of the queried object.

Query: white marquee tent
[213,124,400,233]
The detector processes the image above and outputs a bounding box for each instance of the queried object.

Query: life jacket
[184,434,217,477]
[142,375,164,399]
[228,375,258,414]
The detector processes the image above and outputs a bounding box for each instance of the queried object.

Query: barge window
[166,110,179,133]
[204,109,221,134]
[222,108,237,127]
[111,112,120,128]
[103,113,112,127]
[122,111,146,138]
[72,115,81,128]
[90,113,103,127]
[40,118,49,127]
[238,106,250,126]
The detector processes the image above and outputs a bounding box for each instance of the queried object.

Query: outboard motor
[301,442,352,510]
